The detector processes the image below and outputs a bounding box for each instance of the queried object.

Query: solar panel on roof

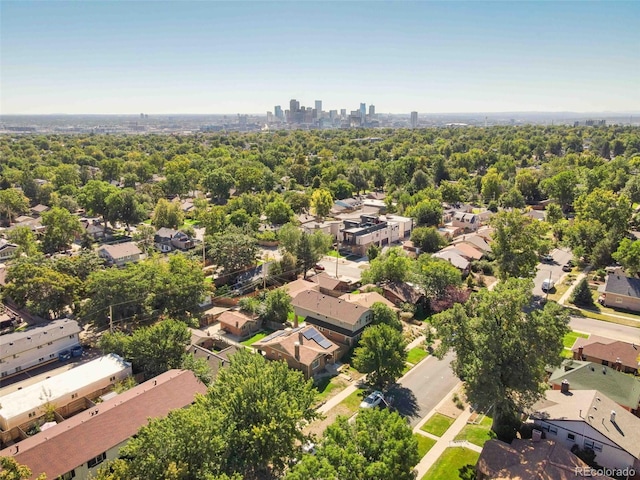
[318,338,333,349]
[302,329,316,340]
[261,330,286,343]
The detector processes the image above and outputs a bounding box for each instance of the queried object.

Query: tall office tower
[274,105,283,120]
[315,100,322,116]
[267,112,274,123]
[289,99,300,123]
[410,111,418,128]
[360,103,366,118]
[329,110,337,120]
[369,105,375,116]
[340,109,347,118]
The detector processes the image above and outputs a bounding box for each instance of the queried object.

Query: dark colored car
[59,350,71,361]
[562,263,572,272]
[71,345,84,357]
[541,254,553,263]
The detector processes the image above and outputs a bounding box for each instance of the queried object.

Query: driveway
[316,255,369,283]
[532,247,573,298]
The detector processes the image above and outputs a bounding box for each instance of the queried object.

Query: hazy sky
[2,1,639,114]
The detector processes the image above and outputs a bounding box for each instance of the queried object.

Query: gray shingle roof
[604,273,640,299]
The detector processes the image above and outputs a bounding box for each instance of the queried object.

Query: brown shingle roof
[99,242,142,259]
[218,310,257,329]
[339,291,398,310]
[254,326,338,367]
[574,340,640,371]
[291,290,368,326]
[0,370,207,480]
[382,282,424,304]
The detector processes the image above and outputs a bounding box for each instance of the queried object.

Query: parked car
[302,442,317,455]
[360,390,385,409]
[58,350,71,361]
[71,345,84,357]
[541,254,553,263]
[562,263,573,272]
[541,279,555,292]
[314,264,325,271]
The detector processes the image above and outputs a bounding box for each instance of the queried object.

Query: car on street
[58,350,71,361]
[562,263,573,272]
[541,279,555,292]
[541,254,554,263]
[360,390,385,409]
[314,263,325,271]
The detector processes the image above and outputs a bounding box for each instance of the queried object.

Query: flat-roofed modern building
[0,369,207,480]
[0,354,131,432]
[1,319,81,379]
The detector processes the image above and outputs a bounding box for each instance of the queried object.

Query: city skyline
[2,1,639,115]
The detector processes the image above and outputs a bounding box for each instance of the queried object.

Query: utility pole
[109,305,113,333]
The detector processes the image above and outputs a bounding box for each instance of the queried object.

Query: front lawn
[406,347,429,365]
[421,447,480,480]
[420,413,455,437]
[563,330,589,349]
[454,415,494,447]
[326,250,345,258]
[314,376,347,403]
[339,389,366,415]
[240,331,271,346]
[415,433,437,459]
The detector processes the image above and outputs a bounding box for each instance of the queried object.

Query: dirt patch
[437,387,467,419]
[304,404,355,438]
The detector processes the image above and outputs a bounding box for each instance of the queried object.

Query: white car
[541,279,555,291]
[360,390,385,409]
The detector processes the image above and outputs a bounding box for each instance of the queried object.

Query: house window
[616,297,623,304]
[48,342,53,345]
[311,358,320,370]
[50,354,55,358]
[567,433,575,441]
[37,345,43,349]
[58,470,76,480]
[69,335,74,339]
[39,357,44,362]
[584,440,595,450]
[548,426,558,435]
[71,393,78,399]
[87,452,106,468]
[110,376,116,381]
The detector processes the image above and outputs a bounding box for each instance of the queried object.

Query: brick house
[218,310,261,339]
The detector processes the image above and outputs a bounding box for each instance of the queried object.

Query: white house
[98,242,142,267]
[530,389,640,473]
[0,354,132,432]
[1,318,81,379]
[0,239,18,261]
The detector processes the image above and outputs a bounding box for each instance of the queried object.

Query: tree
[100,319,191,379]
[205,349,318,479]
[277,222,302,254]
[431,278,569,442]
[499,187,526,209]
[262,289,292,323]
[362,248,413,284]
[545,203,564,225]
[410,226,447,253]
[414,255,462,301]
[0,187,29,224]
[481,168,502,202]
[0,457,46,480]
[79,180,118,231]
[406,198,443,227]
[287,409,419,480]
[310,188,333,219]
[574,188,631,242]
[151,198,184,229]
[490,210,549,280]
[296,231,332,279]
[265,198,294,225]
[6,225,39,257]
[353,324,407,388]
[41,207,82,253]
[570,278,595,307]
[202,168,235,203]
[540,171,578,211]
[329,178,355,200]
[370,302,402,331]
[613,238,640,275]
[106,188,147,230]
[515,169,540,203]
[207,229,258,276]
[366,243,380,261]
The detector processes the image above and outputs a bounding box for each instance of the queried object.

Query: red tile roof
[0,369,207,479]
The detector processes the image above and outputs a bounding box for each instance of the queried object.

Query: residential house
[339,291,398,311]
[334,198,363,211]
[432,249,470,274]
[186,342,242,379]
[1,318,82,379]
[442,242,484,261]
[282,278,320,299]
[548,360,640,416]
[573,339,640,375]
[253,326,340,379]
[29,204,49,217]
[0,239,18,262]
[80,218,107,240]
[154,227,195,252]
[477,438,612,480]
[453,233,492,254]
[291,289,373,347]
[301,220,342,239]
[8,216,45,236]
[340,214,412,256]
[452,212,480,232]
[98,242,142,267]
[530,389,640,473]
[0,354,132,433]
[600,273,640,312]
[525,209,547,222]
[379,282,427,309]
[0,369,207,480]
[309,272,353,297]
[218,310,261,339]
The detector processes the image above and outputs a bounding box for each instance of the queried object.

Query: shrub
[570,278,594,307]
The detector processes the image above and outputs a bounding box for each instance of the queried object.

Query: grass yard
[546,279,572,302]
[454,415,494,447]
[326,250,345,258]
[421,447,480,480]
[420,413,455,437]
[240,330,271,346]
[563,330,589,349]
[339,389,366,415]
[406,347,429,365]
[414,434,437,459]
[314,376,347,403]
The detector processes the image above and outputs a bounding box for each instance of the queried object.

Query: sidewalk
[557,267,591,305]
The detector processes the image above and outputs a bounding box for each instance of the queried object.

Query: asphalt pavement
[390,351,459,427]
[569,316,640,343]
[533,247,573,298]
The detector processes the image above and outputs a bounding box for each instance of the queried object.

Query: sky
[1,1,639,115]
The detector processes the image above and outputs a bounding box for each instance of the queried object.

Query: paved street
[391,351,459,426]
[532,247,573,298]
[569,316,640,343]
[316,255,368,283]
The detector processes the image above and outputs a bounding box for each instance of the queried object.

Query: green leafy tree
[207,229,258,276]
[265,198,294,225]
[106,188,148,231]
[79,180,118,232]
[574,188,631,242]
[287,409,419,480]
[202,168,235,203]
[431,278,569,442]
[414,255,462,301]
[310,188,333,219]
[151,198,184,229]
[362,247,413,284]
[353,323,407,388]
[329,178,355,200]
[570,278,595,307]
[515,169,540,203]
[410,226,447,253]
[366,243,381,261]
[0,457,47,480]
[613,238,640,275]
[545,203,564,225]
[0,188,29,224]
[262,288,292,323]
[490,210,549,280]
[370,302,402,331]
[481,168,502,202]
[406,198,443,227]
[540,171,578,211]
[6,225,39,257]
[41,206,82,253]
[499,187,526,209]
[205,349,318,479]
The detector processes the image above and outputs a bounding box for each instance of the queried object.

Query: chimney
[560,379,570,394]
[235,321,238,328]
[532,429,542,442]
[294,341,300,360]
[298,331,303,345]
[578,346,583,358]
[293,314,299,328]
[611,410,617,423]
[615,357,622,371]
